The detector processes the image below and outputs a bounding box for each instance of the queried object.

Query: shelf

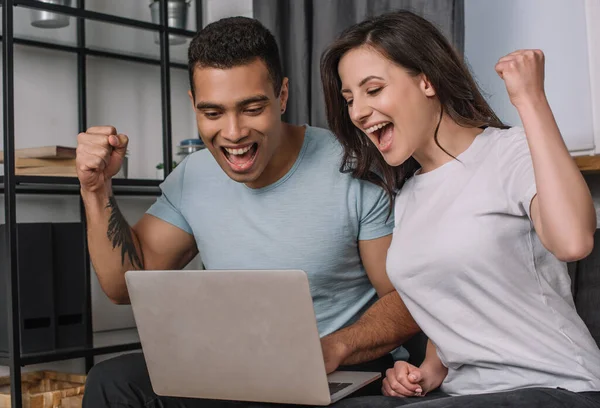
[93,327,140,348]
[84,1,199,32]
[1,2,184,393]
[0,176,161,196]
[0,329,141,366]
[0,35,188,70]
[14,0,196,37]
[20,342,142,365]
[2,0,195,69]
[576,155,600,174]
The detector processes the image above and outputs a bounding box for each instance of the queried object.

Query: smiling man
[78,16,419,408]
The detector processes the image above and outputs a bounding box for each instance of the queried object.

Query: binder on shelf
[0,222,88,355]
[52,223,87,349]
[19,223,56,353]
[0,223,56,354]
[0,233,8,354]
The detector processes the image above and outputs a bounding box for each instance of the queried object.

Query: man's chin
[219,163,261,184]
[229,173,258,184]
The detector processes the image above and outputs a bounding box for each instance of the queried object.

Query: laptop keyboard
[328,382,353,395]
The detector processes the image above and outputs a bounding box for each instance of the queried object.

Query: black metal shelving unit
[1,1,202,406]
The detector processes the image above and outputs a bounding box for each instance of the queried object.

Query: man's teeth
[365,122,391,134]
[224,145,253,155]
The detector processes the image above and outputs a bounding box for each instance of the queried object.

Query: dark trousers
[333,388,600,408]
[82,352,393,408]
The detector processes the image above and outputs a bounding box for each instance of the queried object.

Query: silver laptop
[125,269,381,405]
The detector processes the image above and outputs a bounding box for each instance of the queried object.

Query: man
[79,16,419,408]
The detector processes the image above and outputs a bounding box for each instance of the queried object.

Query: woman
[321,10,600,408]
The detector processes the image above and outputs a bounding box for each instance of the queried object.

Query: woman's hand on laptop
[382,361,444,398]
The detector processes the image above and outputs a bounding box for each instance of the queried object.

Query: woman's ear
[420,74,436,97]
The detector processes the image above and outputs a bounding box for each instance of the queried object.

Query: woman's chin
[382,150,412,167]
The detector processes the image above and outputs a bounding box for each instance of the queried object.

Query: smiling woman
[320,12,503,204]
[321,9,600,408]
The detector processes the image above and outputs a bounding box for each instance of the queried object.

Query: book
[12,158,76,168]
[0,146,76,163]
[15,166,77,176]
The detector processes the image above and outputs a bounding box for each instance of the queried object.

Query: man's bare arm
[322,291,420,372]
[84,190,198,305]
[321,235,420,372]
[77,126,197,305]
[106,195,144,270]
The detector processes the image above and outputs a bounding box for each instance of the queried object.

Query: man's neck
[245,123,306,189]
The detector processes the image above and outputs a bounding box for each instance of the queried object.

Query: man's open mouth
[221,143,259,172]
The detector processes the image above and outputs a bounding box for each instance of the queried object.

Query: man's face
[189,59,288,186]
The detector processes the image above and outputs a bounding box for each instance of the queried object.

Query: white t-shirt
[386,126,600,395]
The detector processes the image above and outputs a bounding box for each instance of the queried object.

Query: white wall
[0,0,252,376]
[202,0,252,25]
[464,0,597,153]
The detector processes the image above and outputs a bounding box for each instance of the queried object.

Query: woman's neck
[413,114,484,174]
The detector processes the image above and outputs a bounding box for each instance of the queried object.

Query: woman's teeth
[365,122,391,134]
[224,145,253,155]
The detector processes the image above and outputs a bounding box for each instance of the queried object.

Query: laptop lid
[125,269,333,405]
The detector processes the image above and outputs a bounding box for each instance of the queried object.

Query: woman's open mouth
[366,122,394,152]
[221,143,259,172]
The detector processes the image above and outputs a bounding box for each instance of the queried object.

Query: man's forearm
[83,188,144,304]
[327,291,420,366]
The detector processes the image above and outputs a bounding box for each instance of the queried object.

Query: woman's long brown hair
[320,10,505,209]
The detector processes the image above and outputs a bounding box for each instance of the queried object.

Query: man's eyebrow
[236,95,270,107]
[196,101,225,110]
[341,75,385,93]
[195,95,270,110]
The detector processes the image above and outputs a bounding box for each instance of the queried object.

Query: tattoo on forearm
[106,196,144,269]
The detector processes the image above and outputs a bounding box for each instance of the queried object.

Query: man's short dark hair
[188,16,284,99]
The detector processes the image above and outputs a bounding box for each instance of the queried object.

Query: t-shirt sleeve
[357,179,395,240]
[146,160,193,235]
[496,127,537,218]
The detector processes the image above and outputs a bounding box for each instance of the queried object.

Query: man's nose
[222,116,247,143]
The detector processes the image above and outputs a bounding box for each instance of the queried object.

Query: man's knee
[84,352,153,407]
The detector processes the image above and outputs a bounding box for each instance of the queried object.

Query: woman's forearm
[517,95,596,260]
[419,340,448,390]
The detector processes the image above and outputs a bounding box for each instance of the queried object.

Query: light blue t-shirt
[147,125,394,337]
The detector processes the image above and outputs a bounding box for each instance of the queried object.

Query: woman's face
[338,45,439,166]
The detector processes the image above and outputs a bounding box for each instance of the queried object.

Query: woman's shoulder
[484,125,525,145]
[483,126,530,161]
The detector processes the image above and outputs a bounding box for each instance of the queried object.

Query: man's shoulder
[165,148,228,193]
[302,125,345,166]
[181,148,224,176]
[301,126,387,196]
[305,125,341,149]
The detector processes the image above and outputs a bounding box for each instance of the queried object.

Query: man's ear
[420,74,436,97]
[279,77,289,114]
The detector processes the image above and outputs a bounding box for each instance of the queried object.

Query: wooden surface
[0,371,86,408]
[575,155,600,173]
[0,146,76,163]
